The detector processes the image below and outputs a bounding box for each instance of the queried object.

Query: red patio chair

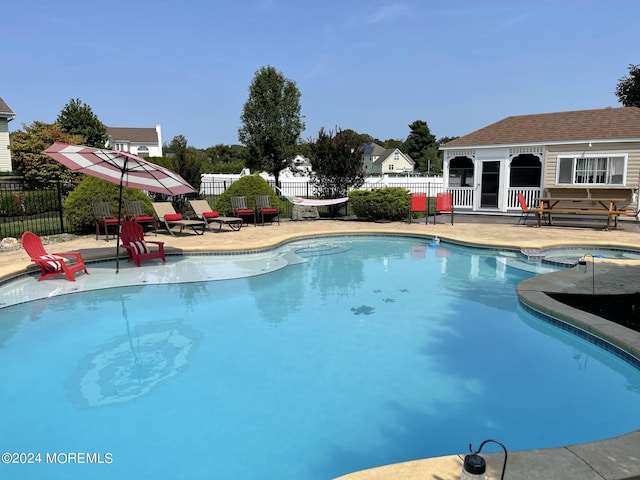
[124,200,157,235]
[21,231,89,282]
[517,193,532,225]
[92,201,123,241]
[408,193,428,224]
[120,221,166,267]
[434,192,454,225]
[517,193,548,226]
[231,196,256,227]
[255,195,280,226]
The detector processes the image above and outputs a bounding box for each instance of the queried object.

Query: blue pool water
[1,237,640,480]
[540,247,640,261]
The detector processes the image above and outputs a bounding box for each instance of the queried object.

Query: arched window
[137,146,149,158]
[449,156,474,187]
[509,154,541,187]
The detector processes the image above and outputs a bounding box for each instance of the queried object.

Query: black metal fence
[199,179,447,219]
[0,177,448,239]
[0,179,66,238]
[200,181,326,219]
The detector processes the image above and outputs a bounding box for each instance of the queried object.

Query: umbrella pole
[115,175,125,273]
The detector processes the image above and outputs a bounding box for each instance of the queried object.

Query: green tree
[308,127,366,204]
[382,138,405,150]
[238,65,305,188]
[10,121,85,189]
[404,120,437,173]
[616,64,640,107]
[434,135,459,174]
[181,147,207,191]
[202,144,249,173]
[56,98,107,148]
[337,129,377,147]
[162,135,204,191]
[167,135,189,165]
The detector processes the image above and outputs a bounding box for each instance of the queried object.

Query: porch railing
[448,186,542,211]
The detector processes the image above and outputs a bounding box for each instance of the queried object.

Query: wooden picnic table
[534,197,627,230]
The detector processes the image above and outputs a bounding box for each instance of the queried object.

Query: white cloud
[365,2,412,24]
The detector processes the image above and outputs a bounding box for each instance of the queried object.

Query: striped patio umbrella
[44,142,196,271]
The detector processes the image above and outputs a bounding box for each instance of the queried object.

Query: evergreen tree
[404,120,436,172]
[56,98,107,148]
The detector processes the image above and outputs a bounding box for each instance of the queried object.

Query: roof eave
[440,138,640,150]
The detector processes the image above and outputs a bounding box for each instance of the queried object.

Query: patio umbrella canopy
[43,142,196,271]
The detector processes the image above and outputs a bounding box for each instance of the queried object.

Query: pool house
[440,106,640,214]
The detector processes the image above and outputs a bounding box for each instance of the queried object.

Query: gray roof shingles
[0,97,14,118]
[443,107,640,148]
[106,127,157,143]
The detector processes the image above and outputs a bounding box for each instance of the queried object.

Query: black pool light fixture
[461,438,508,479]
[578,253,603,295]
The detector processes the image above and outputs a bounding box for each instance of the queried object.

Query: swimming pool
[1,236,640,480]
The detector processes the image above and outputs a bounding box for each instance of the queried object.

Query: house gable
[361,143,415,175]
[106,125,163,157]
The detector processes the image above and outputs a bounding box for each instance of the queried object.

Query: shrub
[213,175,283,216]
[348,187,411,221]
[64,176,155,233]
[0,190,59,216]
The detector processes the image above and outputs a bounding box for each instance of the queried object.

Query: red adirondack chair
[120,221,166,267]
[21,231,89,281]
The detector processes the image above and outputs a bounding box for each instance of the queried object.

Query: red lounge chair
[21,231,89,282]
[408,193,428,224]
[120,221,166,267]
[255,195,280,226]
[189,200,243,231]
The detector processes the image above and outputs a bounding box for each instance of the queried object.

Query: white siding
[545,142,640,191]
[0,119,11,172]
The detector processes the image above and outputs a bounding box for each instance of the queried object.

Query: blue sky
[2,0,638,148]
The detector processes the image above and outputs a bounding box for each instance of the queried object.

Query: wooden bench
[536,208,623,229]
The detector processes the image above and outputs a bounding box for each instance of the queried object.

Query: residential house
[279,154,312,178]
[440,107,640,213]
[105,125,163,157]
[361,143,415,175]
[0,97,15,172]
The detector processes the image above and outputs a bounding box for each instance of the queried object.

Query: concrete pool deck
[2,216,640,480]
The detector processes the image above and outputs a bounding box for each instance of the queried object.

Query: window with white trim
[556,155,626,185]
